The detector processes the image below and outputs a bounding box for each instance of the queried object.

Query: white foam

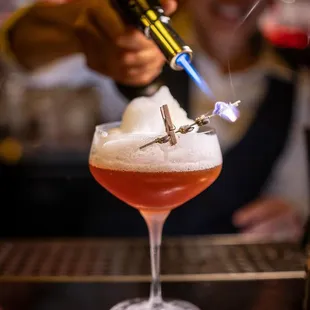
[91,86,221,172]
[90,132,222,172]
[114,86,196,135]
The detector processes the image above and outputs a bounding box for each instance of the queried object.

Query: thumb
[161,0,178,15]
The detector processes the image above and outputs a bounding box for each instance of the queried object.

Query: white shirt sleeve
[262,69,310,222]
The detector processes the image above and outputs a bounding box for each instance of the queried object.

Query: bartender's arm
[0,0,177,86]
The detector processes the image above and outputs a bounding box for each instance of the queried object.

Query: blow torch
[111,0,216,99]
[111,0,193,71]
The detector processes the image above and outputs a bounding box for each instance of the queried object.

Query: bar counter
[0,235,307,310]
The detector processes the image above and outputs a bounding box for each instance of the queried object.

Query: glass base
[110,298,200,310]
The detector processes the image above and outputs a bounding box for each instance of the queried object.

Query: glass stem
[141,211,170,308]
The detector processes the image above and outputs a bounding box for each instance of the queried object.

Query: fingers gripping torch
[111,0,193,70]
[111,1,216,100]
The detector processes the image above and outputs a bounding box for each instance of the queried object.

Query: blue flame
[176,53,215,100]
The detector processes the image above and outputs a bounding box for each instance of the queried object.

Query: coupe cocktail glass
[89,121,222,310]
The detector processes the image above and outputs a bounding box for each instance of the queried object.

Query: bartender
[0,0,308,240]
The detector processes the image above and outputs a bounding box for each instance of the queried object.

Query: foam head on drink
[89,86,222,212]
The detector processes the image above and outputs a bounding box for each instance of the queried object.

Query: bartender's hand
[74,0,178,86]
[232,198,303,242]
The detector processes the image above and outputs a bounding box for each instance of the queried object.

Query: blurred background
[0,0,118,238]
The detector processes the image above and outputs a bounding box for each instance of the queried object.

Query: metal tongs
[140,100,241,150]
